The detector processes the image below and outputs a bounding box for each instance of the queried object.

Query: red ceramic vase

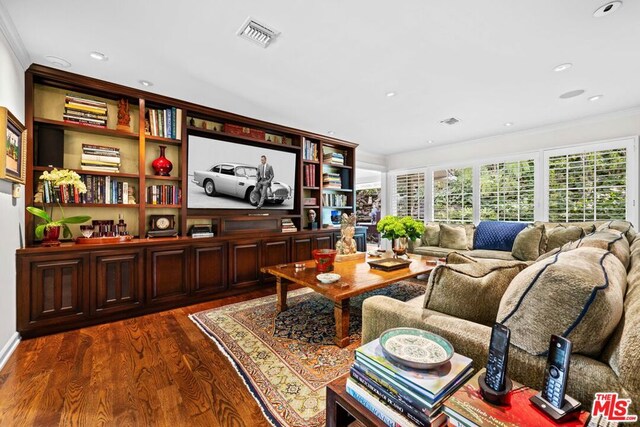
[152,145,173,176]
[312,249,337,272]
[42,225,61,247]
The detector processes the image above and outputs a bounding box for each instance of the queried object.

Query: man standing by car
[255,155,274,208]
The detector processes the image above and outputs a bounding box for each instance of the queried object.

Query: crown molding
[0,2,30,70]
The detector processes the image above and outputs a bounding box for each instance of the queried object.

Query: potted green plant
[376,215,425,256]
[27,168,91,246]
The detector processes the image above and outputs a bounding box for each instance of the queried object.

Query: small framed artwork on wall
[0,106,27,184]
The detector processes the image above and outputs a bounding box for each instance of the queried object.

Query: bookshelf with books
[320,142,355,227]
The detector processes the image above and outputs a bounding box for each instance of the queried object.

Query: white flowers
[40,168,87,194]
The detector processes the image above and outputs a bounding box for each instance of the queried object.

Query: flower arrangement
[27,169,91,240]
[376,215,425,241]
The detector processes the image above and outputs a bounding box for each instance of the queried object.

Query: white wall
[387,109,640,170]
[0,29,25,369]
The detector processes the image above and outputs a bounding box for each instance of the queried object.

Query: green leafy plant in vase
[376,215,425,257]
[27,169,91,246]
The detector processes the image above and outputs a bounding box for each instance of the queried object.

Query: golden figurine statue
[336,213,357,255]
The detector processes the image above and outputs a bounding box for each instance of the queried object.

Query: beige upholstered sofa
[363,221,640,414]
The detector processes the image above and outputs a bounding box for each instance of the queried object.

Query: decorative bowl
[380,327,454,369]
[312,249,338,272]
[316,273,341,284]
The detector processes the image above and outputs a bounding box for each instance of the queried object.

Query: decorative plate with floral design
[380,327,454,369]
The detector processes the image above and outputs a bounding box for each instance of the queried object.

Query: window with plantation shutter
[480,159,535,221]
[547,148,627,222]
[433,167,473,222]
[392,172,425,220]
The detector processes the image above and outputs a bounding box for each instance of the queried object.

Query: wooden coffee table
[261,255,435,348]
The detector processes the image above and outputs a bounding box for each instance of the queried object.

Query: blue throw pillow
[474,221,529,252]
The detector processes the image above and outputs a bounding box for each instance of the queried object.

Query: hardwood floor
[0,288,294,427]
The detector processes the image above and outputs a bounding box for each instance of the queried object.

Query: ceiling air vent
[237,17,280,48]
[440,117,461,125]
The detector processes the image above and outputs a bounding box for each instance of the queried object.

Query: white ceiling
[3,0,640,156]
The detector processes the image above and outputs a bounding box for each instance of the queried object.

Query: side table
[326,374,386,427]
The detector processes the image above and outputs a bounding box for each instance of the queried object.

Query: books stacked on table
[323,172,341,189]
[81,144,120,173]
[443,370,589,427]
[281,218,297,233]
[347,338,474,427]
[323,152,344,165]
[64,95,108,128]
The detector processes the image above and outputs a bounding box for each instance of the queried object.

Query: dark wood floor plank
[0,286,290,426]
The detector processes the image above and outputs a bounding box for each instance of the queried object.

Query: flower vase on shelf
[152,145,173,176]
[42,225,61,247]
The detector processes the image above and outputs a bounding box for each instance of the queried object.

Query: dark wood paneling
[146,246,190,304]
[91,249,143,315]
[261,237,291,283]
[229,240,261,288]
[193,243,227,295]
[354,232,366,252]
[313,234,334,250]
[292,236,313,261]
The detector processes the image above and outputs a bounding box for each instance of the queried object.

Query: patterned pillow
[498,247,626,356]
[473,221,528,252]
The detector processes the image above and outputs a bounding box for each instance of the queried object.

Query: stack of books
[323,172,341,189]
[323,152,345,165]
[81,144,120,173]
[304,164,317,187]
[303,139,318,161]
[347,338,474,427]
[443,370,589,427]
[64,95,108,128]
[281,218,298,233]
[146,185,181,205]
[146,107,182,139]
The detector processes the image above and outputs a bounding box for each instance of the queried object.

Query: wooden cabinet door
[146,246,190,305]
[91,249,143,315]
[313,234,334,250]
[354,232,367,252]
[192,243,227,296]
[261,237,290,283]
[19,254,89,333]
[292,236,313,261]
[229,240,261,288]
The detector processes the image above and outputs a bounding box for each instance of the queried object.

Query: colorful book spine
[346,378,414,427]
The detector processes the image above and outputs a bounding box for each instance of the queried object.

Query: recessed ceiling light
[327,131,335,135]
[139,80,153,87]
[89,51,108,61]
[427,140,433,144]
[45,55,71,68]
[553,63,573,72]
[504,122,514,127]
[594,1,622,17]
[385,92,396,97]
[588,95,604,101]
[559,89,585,99]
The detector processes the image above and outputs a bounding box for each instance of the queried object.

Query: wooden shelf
[145,134,182,146]
[303,205,320,209]
[33,166,139,179]
[187,126,301,151]
[303,159,319,164]
[146,204,181,209]
[40,203,140,208]
[145,175,182,182]
[34,117,139,140]
[303,186,320,190]
[323,206,353,209]
[322,163,352,169]
[323,188,353,192]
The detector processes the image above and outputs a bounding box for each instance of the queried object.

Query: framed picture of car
[0,107,27,185]
[187,134,297,211]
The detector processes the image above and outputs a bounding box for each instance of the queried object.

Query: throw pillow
[421,223,440,246]
[497,247,627,356]
[597,220,637,244]
[474,221,529,252]
[462,223,476,250]
[511,223,546,261]
[439,224,468,250]
[424,259,528,326]
[546,225,583,252]
[537,230,630,269]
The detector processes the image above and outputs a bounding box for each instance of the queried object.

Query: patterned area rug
[190,279,427,427]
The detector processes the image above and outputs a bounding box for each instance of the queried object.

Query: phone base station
[530,392,581,422]
[478,373,512,405]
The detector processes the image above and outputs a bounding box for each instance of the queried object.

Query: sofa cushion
[537,230,630,269]
[466,249,518,261]
[424,258,528,326]
[421,223,440,246]
[474,221,528,252]
[535,221,600,237]
[546,225,584,252]
[596,220,637,244]
[439,224,468,250]
[511,223,546,261]
[412,245,459,258]
[498,247,627,356]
